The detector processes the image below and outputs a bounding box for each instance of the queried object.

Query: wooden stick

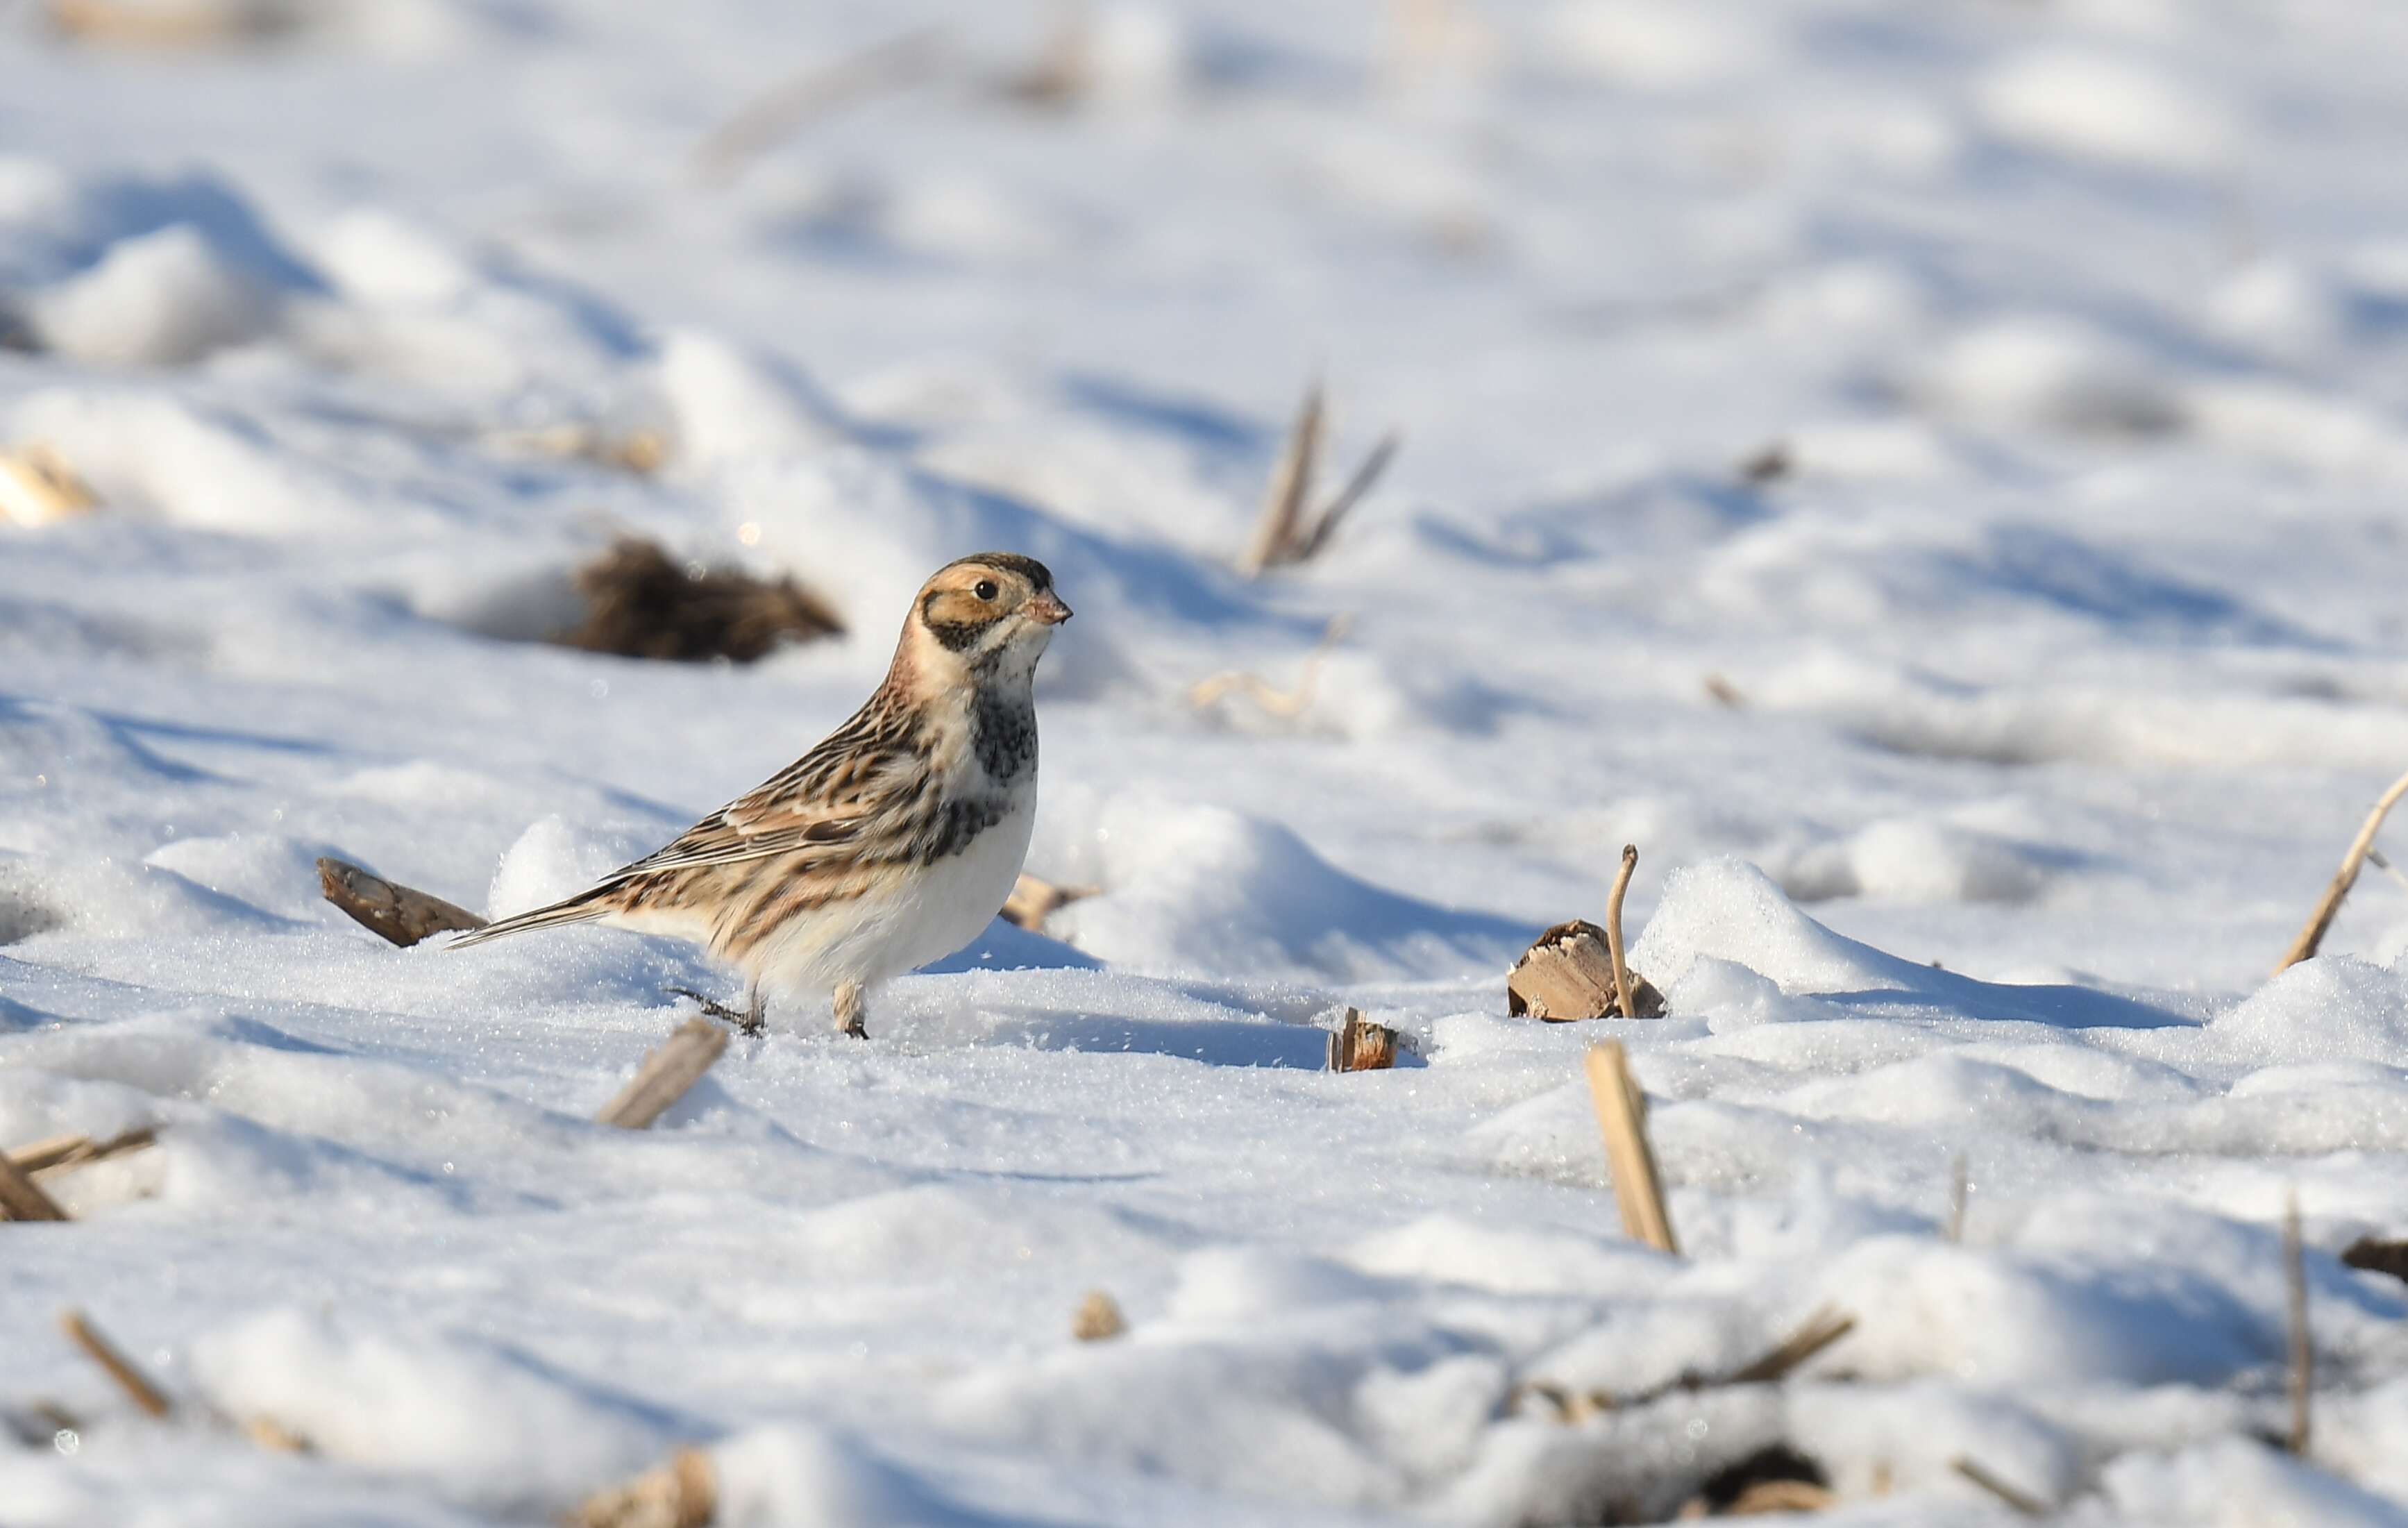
[0,1150,69,1222]
[1951,1456,2044,1516]
[569,1445,718,1528]
[2286,1189,2312,1456]
[1238,383,1323,576]
[1583,1042,1678,1254]
[1605,845,1640,1022]
[317,857,485,948]
[59,1311,171,1418]
[2275,764,2408,973]
[597,1018,730,1130]
[10,1126,158,1177]
[1723,1307,1855,1385]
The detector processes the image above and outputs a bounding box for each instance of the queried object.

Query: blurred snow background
[10,0,2408,1520]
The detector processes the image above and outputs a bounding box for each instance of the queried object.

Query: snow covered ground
[10,0,2408,1520]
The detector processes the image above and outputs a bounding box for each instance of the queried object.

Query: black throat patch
[969,686,1038,782]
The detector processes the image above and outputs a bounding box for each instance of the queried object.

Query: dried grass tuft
[554,538,843,664]
[0,444,99,528]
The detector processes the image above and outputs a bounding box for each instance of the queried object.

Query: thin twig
[1186,614,1353,719]
[2275,764,2408,973]
[0,1151,69,1222]
[59,1311,171,1419]
[1952,1456,2045,1516]
[596,1018,730,1130]
[1723,1307,1855,1385]
[1583,1042,1678,1254]
[1295,433,1399,560]
[1238,383,1324,576]
[1605,845,1639,1021]
[2286,1189,2312,1456]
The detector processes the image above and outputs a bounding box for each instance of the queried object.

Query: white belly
[750,791,1036,998]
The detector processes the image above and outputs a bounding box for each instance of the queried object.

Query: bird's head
[901,552,1070,685]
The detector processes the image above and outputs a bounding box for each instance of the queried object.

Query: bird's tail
[445,889,613,949]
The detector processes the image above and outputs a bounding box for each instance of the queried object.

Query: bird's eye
[974,579,998,601]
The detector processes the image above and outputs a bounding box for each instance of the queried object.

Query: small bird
[450,553,1070,1039]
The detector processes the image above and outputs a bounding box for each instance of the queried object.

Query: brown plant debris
[59,1310,172,1418]
[317,857,486,948]
[569,1446,718,1528]
[1584,1041,1678,1255]
[553,538,843,664]
[2275,763,2408,974]
[1512,1307,1857,1424]
[487,423,668,476]
[1508,921,1665,1021]
[1188,614,1354,720]
[47,0,298,48]
[1676,1443,1832,1518]
[0,1151,69,1223]
[1702,673,1746,709]
[1327,1008,1399,1073]
[1000,872,1096,932]
[0,444,99,528]
[1237,382,1399,576]
[1738,441,1793,485]
[1072,1289,1127,1342]
[597,1019,731,1131]
[8,1127,158,1177]
[2341,1236,2408,1284]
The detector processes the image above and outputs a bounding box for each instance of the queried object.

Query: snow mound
[716,1426,1003,1528]
[191,1307,670,1510]
[1049,791,1529,980]
[1631,858,2182,1027]
[28,224,276,365]
[2210,957,2408,1066]
[1977,49,2238,176]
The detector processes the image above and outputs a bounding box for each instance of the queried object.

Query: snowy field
[12,0,2408,1520]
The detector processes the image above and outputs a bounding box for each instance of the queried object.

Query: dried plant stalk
[0,444,99,527]
[1583,1042,1678,1254]
[317,857,486,948]
[1327,1008,1399,1073]
[570,1446,718,1528]
[1000,872,1096,932]
[1072,1290,1127,1341]
[0,1151,69,1221]
[1238,383,1324,576]
[694,28,945,183]
[2286,1190,2312,1456]
[1724,1307,1855,1385]
[59,1310,171,1418]
[9,1127,158,1177]
[1186,614,1353,719]
[1604,846,1640,1025]
[1293,433,1398,562]
[2275,764,2408,974]
[1951,1456,2044,1516]
[597,1019,731,1130]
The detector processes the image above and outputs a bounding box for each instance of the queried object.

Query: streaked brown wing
[605,714,922,879]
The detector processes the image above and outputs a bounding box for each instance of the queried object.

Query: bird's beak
[1028,593,1072,626]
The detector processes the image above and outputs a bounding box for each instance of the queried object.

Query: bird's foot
[666,985,766,1037]
[834,980,867,1040]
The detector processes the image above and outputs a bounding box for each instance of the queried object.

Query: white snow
[9,0,2408,1523]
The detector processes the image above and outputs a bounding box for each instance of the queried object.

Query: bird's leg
[834,980,867,1040]
[668,980,766,1037]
